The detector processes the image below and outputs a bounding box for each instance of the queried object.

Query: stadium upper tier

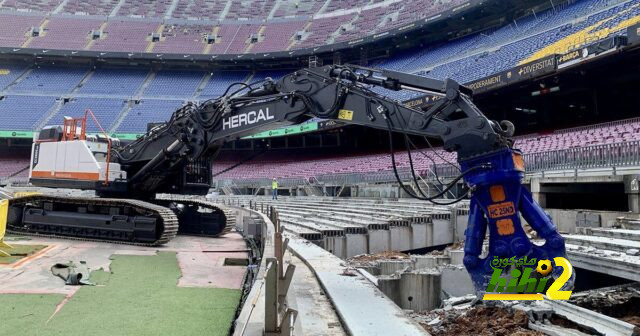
[0,0,636,134]
[0,0,465,54]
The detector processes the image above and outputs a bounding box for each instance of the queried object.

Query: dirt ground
[418,306,543,336]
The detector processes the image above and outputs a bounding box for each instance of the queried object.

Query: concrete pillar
[530,179,546,208]
[399,271,441,311]
[410,222,427,250]
[389,226,412,251]
[447,249,464,265]
[345,234,367,258]
[412,255,450,269]
[367,230,390,253]
[379,260,413,275]
[440,266,475,297]
[324,237,346,259]
[377,275,401,305]
[624,175,640,213]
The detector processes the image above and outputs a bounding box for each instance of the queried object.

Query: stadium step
[621,220,640,230]
[563,234,640,253]
[580,227,640,242]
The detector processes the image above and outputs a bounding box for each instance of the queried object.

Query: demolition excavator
[7,64,569,289]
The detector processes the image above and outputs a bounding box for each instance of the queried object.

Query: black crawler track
[7,195,179,246]
[154,196,234,237]
[6,195,234,246]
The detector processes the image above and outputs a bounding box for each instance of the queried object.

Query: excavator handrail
[84,109,112,186]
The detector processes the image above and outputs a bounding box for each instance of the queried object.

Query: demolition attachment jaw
[459,148,572,292]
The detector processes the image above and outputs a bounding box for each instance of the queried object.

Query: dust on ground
[347,251,409,263]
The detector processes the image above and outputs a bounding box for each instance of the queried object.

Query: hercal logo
[483,256,573,301]
[223,108,274,130]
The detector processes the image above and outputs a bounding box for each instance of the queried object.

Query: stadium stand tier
[0,0,635,134]
[0,0,468,53]
[2,117,640,181]
[208,117,640,180]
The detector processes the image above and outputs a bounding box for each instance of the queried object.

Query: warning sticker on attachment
[338,109,354,121]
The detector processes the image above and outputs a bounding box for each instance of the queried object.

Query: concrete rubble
[345,247,476,311]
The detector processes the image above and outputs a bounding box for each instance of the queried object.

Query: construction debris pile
[412,298,544,336]
[569,284,640,327]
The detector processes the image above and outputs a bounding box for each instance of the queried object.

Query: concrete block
[625,248,639,256]
[412,255,450,269]
[398,271,441,311]
[447,249,464,265]
[390,226,412,251]
[345,234,367,258]
[377,275,401,304]
[368,230,390,253]
[324,236,346,259]
[357,265,380,276]
[379,260,413,275]
[411,223,427,250]
[431,219,454,246]
[440,266,475,297]
[455,214,469,242]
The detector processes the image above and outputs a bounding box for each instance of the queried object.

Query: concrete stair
[582,228,640,242]
[216,195,462,258]
[564,234,640,253]
[564,221,640,281]
[621,219,640,230]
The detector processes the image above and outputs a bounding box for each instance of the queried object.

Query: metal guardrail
[217,141,640,188]
[523,140,640,172]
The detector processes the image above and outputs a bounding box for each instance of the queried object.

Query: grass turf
[0,251,242,336]
[0,244,48,264]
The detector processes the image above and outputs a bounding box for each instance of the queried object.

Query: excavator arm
[116,65,511,194]
[109,64,569,292]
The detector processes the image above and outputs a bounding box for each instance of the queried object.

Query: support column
[624,175,640,213]
[530,178,546,208]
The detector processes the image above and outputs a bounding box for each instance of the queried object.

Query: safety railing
[214,141,640,188]
[523,140,640,171]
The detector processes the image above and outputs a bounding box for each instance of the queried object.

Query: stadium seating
[1,0,60,13]
[0,156,29,179]
[27,17,103,50]
[153,24,211,54]
[8,67,88,94]
[47,98,127,132]
[171,0,227,20]
[92,20,159,52]
[0,0,472,53]
[77,68,149,96]
[1,0,633,58]
[142,70,205,98]
[211,117,640,180]
[61,0,119,16]
[0,14,44,48]
[198,71,250,99]
[0,64,28,91]
[116,0,173,17]
[115,99,184,133]
[0,95,57,130]
[0,0,636,137]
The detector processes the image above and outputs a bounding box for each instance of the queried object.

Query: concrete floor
[0,233,249,293]
[0,234,248,336]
